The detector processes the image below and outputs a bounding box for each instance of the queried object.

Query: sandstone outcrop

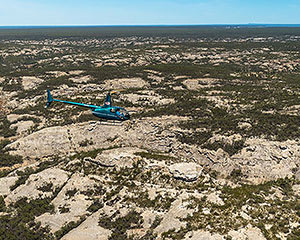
[5,168,69,205]
[104,78,149,89]
[91,147,143,168]
[183,78,219,90]
[0,176,18,196]
[10,120,34,135]
[231,138,300,183]
[8,117,183,159]
[61,210,111,240]
[36,173,96,232]
[168,162,202,182]
[21,76,44,90]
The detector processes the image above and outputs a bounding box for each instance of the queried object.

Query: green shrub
[65,188,77,198]
[54,216,86,239]
[99,210,143,240]
[59,205,70,214]
[0,117,17,138]
[10,168,35,191]
[0,153,23,167]
[37,183,53,192]
[87,199,104,213]
[0,196,5,212]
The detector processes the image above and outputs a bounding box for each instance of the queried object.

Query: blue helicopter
[46,90,130,121]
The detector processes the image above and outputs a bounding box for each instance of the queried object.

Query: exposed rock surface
[238,121,252,130]
[228,225,266,240]
[0,176,18,196]
[104,78,149,89]
[292,184,300,196]
[10,120,34,135]
[1,33,300,240]
[208,134,243,146]
[183,78,219,90]
[8,117,182,159]
[69,75,91,83]
[121,92,174,106]
[61,210,111,240]
[199,137,300,183]
[184,226,266,240]
[92,147,143,168]
[46,71,68,77]
[168,162,202,182]
[231,138,300,183]
[5,168,69,205]
[37,173,96,232]
[155,194,194,235]
[206,191,224,206]
[7,119,300,184]
[295,169,300,181]
[21,76,44,90]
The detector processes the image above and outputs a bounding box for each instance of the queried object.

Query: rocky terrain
[0,27,300,240]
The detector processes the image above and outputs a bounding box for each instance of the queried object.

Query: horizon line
[0,23,300,27]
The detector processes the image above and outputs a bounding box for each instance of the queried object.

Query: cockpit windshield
[115,108,130,119]
[118,109,128,115]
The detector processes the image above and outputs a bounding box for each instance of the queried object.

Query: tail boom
[46,90,99,109]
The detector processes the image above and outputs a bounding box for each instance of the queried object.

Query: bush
[0,139,23,168]
[0,197,55,240]
[10,168,35,191]
[54,217,86,239]
[37,183,53,192]
[99,210,143,240]
[87,199,103,213]
[0,153,23,167]
[0,117,17,138]
[0,196,5,212]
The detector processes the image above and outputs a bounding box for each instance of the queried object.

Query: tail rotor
[46,89,53,108]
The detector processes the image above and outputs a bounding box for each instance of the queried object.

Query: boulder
[206,191,224,206]
[92,147,142,168]
[238,122,252,130]
[292,184,300,196]
[168,162,202,182]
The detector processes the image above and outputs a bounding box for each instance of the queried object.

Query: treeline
[0,26,300,40]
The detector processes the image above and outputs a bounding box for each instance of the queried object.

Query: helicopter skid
[97,120,123,126]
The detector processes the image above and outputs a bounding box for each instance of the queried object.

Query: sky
[0,0,299,26]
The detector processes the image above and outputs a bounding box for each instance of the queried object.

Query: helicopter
[46,89,130,121]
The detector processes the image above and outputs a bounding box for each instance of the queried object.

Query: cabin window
[119,109,127,115]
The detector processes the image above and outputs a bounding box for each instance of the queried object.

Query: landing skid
[88,120,123,132]
[97,120,123,126]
